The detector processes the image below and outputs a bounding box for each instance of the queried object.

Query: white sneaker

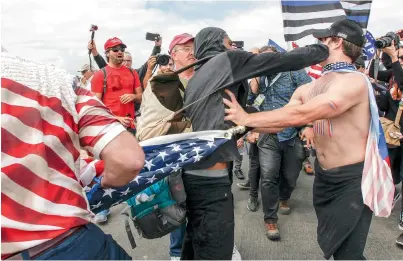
[232,245,242,260]
[94,209,110,223]
[170,256,180,260]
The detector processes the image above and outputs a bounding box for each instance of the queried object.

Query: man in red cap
[91,37,142,133]
[91,37,143,222]
[169,33,196,83]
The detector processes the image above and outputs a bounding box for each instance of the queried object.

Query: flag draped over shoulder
[84,130,231,214]
[281,0,372,42]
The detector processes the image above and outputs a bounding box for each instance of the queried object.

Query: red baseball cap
[104,37,127,51]
[169,33,194,54]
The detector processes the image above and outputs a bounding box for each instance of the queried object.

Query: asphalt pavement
[99,159,403,260]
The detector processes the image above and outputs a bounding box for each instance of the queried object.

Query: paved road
[99,160,402,260]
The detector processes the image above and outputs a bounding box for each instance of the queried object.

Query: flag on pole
[84,131,232,213]
[281,0,372,42]
[268,39,286,52]
[363,31,376,60]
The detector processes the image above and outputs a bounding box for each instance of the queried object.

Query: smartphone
[146,32,160,41]
[233,41,244,48]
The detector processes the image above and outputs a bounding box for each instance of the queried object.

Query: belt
[207,162,228,170]
[6,226,84,260]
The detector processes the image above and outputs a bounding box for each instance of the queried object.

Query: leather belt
[6,226,84,260]
[207,162,228,170]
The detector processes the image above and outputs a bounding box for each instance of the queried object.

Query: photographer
[88,38,162,86]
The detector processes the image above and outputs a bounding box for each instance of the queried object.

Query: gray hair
[124,51,131,57]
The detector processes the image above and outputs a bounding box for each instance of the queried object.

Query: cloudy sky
[2,0,402,75]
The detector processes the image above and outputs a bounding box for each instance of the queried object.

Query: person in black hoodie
[182,27,328,260]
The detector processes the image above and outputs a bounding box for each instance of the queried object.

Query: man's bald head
[249,47,260,54]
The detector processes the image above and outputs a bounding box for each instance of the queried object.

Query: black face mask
[194,27,228,60]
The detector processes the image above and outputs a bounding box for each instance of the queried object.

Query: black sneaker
[396,232,403,247]
[399,211,403,231]
[234,170,245,180]
[247,197,259,212]
[237,180,251,190]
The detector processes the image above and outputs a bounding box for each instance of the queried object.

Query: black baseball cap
[312,19,365,47]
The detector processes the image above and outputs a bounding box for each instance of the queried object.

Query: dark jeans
[170,223,186,257]
[24,223,131,260]
[388,145,403,184]
[249,143,261,198]
[258,135,305,223]
[181,172,234,260]
[233,157,243,171]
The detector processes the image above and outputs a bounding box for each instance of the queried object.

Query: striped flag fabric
[281,0,372,42]
[291,41,323,79]
[84,131,232,214]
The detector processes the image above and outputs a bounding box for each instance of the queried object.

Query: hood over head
[194,27,228,60]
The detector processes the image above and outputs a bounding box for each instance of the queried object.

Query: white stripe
[1,173,89,218]
[1,88,79,147]
[91,125,126,159]
[1,152,84,196]
[79,160,98,186]
[340,2,372,10]
[139,130,229,147]
[284,22,335,36]
[282,9,346,21]
[2,114,75,170]
[2,239,49,255]
[1,216,63,231]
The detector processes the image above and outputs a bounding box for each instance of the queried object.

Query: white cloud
[2,0,402,74]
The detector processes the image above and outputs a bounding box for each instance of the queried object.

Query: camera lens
[156,54,171,66]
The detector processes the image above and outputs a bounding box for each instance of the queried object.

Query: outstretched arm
[224,74,366,130]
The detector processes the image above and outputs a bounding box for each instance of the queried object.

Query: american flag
[291,41,323,79]
[84,131,231,214]
[321,68,395,217]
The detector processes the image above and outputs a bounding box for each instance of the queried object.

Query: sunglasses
[399,56,403,60]
[110,46,125,53]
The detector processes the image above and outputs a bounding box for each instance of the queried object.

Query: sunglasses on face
[399,56,403,60]
[110,46,125,53]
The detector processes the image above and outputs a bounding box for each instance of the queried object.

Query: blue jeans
[169,223,186,257]
[24,223,131,260]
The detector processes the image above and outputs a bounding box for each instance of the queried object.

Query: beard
[111,56,123,65]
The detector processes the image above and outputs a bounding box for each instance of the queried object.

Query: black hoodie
[184,27,329,170]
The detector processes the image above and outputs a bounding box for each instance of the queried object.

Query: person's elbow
[101,132,145,187]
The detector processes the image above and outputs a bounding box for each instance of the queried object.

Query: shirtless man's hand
[224,72,369,169]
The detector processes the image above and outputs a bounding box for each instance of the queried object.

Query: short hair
[124,51,131,57]
[260,46,277,53]
[330,37,362,63]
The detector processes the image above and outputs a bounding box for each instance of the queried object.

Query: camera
[146,32,161,42]
[156,54,171,66]
[375,32,401,49]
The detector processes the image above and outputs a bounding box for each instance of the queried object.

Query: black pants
[248,143,261,198]
[233,157,243,171]
[258,135,305,223]
[181,173,234,260]
[388,145,403,185]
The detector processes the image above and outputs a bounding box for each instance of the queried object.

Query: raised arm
[224,73,366,130]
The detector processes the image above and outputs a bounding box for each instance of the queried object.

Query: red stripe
[2,227,70,243]
[1,78,77,133]
[308,71,321,79]
[79,134,106,150]
[2,164,88,210]
[75,86,94,97]
[79,114,117,128]
[311,65,323,70]
[1,193,88,231]
[1,129,77,181]
[75,99,109,115]
[94,160,105,176]
[2,103,80,161]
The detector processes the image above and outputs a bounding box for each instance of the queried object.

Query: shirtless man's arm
[224,74,366,131]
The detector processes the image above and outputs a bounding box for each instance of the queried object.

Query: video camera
[375,32,401,49]
[156,54,171,66]
[146,32,161,42]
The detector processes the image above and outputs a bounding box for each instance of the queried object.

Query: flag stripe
[282,9,346,21]
[282,2,343,13]
[282,0,340,7]
[284,15,345,27]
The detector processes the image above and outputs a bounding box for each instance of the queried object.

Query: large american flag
[83,131,231,214]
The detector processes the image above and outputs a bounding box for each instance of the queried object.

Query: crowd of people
[2,18,403,260]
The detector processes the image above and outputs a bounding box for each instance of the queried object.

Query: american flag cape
[322,69,395,217]
[83,130,231,214]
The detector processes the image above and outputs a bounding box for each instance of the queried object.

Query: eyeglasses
[174,47,193,53]
[110,47,125,53]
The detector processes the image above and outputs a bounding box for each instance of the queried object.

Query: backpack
[121,170,187,249]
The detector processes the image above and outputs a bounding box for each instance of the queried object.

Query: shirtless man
[223,19,393,260]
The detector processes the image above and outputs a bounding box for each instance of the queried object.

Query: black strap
[121,207,137,249]
[101,67,107,99]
